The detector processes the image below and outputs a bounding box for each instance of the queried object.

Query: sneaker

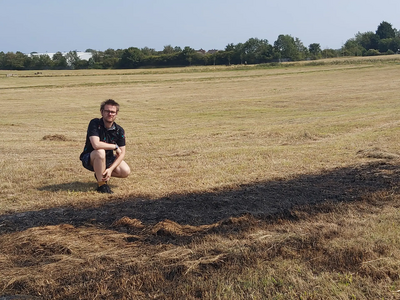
[96,184,113,194]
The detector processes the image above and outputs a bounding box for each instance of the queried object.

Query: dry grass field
[0,56,400,299]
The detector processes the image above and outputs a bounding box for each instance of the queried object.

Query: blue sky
[1,0,399,54]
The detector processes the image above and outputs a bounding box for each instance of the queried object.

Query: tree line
[1,21,399,70]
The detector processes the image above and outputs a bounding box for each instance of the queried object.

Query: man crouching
[80,99,131,193]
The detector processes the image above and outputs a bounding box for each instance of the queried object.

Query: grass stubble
[0,56,400,299]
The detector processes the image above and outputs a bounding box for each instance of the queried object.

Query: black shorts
[81,152,116,172]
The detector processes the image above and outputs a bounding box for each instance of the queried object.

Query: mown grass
[0,56,400,299]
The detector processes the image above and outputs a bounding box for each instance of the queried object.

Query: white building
[29,51,92,60]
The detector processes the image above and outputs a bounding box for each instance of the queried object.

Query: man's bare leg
[90,149,106,182]
[111,161,131,178]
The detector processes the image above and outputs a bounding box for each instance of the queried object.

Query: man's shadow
[1,161,399,235]
[38,181,95,193]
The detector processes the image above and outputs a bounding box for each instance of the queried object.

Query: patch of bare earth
[42,134,69,142]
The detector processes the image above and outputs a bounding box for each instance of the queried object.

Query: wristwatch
[115,144,119,150]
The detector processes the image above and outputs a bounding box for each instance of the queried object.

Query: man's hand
[115,147,122,157]
[102,168,113,182]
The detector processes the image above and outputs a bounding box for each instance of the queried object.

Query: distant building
[29,51,92,60]
[207,49,219,55]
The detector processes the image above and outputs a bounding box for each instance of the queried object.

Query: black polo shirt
[80,118,126,161]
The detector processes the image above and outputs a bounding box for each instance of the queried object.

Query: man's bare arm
[89,136,118,151]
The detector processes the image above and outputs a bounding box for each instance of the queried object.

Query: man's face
[101,104,118,123]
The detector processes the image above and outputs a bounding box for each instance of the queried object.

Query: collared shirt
[80,118,126,160]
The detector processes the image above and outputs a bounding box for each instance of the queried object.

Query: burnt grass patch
[1,161,400,299]
[1,161,399,233]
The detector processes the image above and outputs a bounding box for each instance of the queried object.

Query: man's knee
[125,165,131,177]
[115,162,131,178]
[91,149,106,160]
[120,164,131,178]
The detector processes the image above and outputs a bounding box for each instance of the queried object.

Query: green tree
[163,45,175,54]
[65,51,81,69]
[119,47,144,68]
[174,46,182,53]
[309,43,322,59]
[52,52,68,69]
[378,37,400,53]
[224,42,244,64]
[180,46,195,65]
[321,48,339,58]
[241,38,272,64]
[256,43,273,63]
[3,52,26,70]
[148,52,180,67]
[30,54,52,69]
[355,31,379,51]
[378,38,392,53]
[87,50,103,69]
[141,47,157,56]
[104,48,119,58]
[220,50,234,65]
[225,43,235,52]
[0,52,5,69]
[376,21,395,39]
[343,39,364,56]
[295,38,308,60]
[274,34,301,61]
[75,59,89,69]
[102,48,120,68]
[389,37,400,53]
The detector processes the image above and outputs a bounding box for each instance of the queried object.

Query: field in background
[0,56,400,299]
